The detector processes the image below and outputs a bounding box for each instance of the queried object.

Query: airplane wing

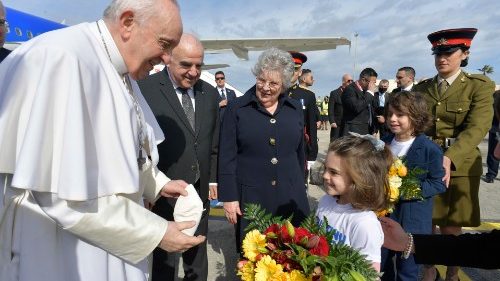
[202,64,230,70]
[201,37,351,60]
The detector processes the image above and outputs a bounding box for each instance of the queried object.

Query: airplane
[4,7,350,60]
[3,6,350,96]
[3,7,66,50]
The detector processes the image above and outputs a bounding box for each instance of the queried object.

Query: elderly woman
[218,48,310,251]
[414,28,495,281]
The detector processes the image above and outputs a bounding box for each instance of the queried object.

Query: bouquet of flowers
[237,204,379,281]
[377,157,425,216]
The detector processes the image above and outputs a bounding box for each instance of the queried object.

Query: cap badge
[437,38,448,45]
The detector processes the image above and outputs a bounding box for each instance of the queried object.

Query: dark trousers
[486,131,499,179]
[152,183,210,281]
[330,124,341,142]
[381,248,420,281]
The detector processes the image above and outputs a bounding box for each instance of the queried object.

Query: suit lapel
[426,76,440,101]
[405,135,425,164]
[160,69,196,136]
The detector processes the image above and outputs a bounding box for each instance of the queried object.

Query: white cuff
[66,195,167,264]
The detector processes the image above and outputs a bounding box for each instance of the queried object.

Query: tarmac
[176,128,499,280]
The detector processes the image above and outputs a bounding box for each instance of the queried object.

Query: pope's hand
[159,221,205,252]
[223,201,242,224]
[160,180,189,198]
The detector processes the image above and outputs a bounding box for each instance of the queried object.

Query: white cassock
[0,20,172,281]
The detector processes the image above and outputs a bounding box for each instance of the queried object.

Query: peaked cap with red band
[289,51,308,66]
[427,28,477,54]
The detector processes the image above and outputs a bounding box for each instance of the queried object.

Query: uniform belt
[429,136,456,149]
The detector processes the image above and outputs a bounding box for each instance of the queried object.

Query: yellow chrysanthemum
[288,270,309,281]
[255,255,283,281]
[237,261,256,281]
[388,179,400,202]
[389,175,402,189]
[375,209,389,217]
[397,165,407,177]
[243,229,267,262]
[393,158,404,169]
[388,165,397,176]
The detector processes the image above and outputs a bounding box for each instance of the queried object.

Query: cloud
[4,0,500,96]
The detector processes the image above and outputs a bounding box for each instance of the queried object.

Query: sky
[4,0,500,97]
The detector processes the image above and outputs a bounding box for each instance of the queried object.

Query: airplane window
[15,27,22,37]
[27,31,33,39]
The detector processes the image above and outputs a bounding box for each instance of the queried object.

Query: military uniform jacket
[414,71,494,176]
[288,85,319,161]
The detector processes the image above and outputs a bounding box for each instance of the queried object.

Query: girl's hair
[327,135,392,211]
[385,91,431,135]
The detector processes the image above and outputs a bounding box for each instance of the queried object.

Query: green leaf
[243,203,287,232]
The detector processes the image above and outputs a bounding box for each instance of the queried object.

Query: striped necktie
[178,87,195,130]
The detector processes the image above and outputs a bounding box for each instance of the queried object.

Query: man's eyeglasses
[0,19,7,26]
[346,79,353,83]
[215,77,225,81]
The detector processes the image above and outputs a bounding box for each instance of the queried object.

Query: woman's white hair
[103,0,178,24]
[252,48,294,91]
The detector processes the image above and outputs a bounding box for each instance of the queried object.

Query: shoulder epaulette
[463,72,491,82]
[417,78,433,85]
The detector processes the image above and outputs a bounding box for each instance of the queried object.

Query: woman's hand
[223,201,242,224]
[442,156,451,187]
[379,217,409,252]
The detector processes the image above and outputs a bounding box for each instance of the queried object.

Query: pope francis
[0,0,206,280]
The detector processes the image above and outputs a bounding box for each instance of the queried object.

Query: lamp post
[353,32,359,74]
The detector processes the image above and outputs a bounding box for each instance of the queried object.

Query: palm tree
[477,65,494,75]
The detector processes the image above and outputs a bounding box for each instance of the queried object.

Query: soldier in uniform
[414,28,495,281]
[288,51,319,182]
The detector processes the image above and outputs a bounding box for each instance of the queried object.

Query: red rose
[309,236,329,256]
[279,225,293,243]
[265,224,281,235]
[293,227,313,244]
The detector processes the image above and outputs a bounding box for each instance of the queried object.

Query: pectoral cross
[138,150,146,170]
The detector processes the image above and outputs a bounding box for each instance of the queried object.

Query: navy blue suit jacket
[218,87,310,246]
[216,87,237,102]
[383,134,446,234]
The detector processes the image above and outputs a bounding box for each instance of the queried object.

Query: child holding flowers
[380,91,446,281]
[316,134,393,272]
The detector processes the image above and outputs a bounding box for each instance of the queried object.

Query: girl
[316,135,392,272]
[381,91,446,281]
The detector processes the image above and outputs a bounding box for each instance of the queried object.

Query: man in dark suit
[328,73,352,141]
[341,67,378,135]
[214,70,237,122]
[214,70,237,107]
[0,1,11,63]
[139,34,219,281]
[374,79,390,138]
[392,66,415,93]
